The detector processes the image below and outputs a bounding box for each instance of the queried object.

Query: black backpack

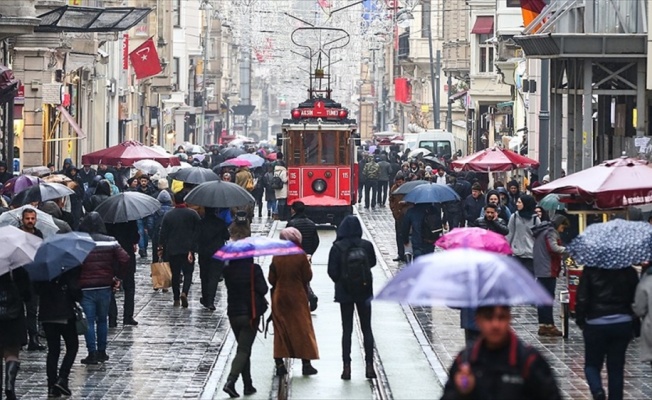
[337,241,371,295]
[270,175,284,190]
[421,206,443,243]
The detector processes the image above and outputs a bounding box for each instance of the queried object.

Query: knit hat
[280,227,302,246]
[472,183,482,191]
[158,179,169,190]
[157,190,172,204]
[552,214,569,229]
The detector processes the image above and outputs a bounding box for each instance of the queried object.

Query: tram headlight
[312,179,327,194]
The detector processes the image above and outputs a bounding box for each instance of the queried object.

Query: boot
[81,352,99,365]
[27,333,46,351]
[222,378,240,398]
[97,351,110,362]
[591,389,606,400]
[4,361,19,400]
[275,358,287,376]
[54,376,71,396]
[242,377,257,396]
[341,362,351,380]
[365,363,377,379]
[301,360,318,376]
[47,386,61,398]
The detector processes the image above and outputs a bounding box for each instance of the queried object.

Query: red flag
[520,0,547,29]
[129,37,162,80]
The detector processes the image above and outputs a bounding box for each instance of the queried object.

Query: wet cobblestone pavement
[357,205,652,400]
[15,217,273,400]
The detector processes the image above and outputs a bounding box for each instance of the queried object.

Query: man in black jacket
[197,208,230,311]
[463,183,485,227]
[159,191,201,308]
[286,201,320,255]
[105,220,140,326]
[443,306,561,400]
[474,204,509,235]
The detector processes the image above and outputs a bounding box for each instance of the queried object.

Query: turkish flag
[129,37,162,80]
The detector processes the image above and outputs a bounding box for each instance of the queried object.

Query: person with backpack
[362,155,380,210]
[402,203,442,258]
[327,215,377,380]
[262,164,277,218]
[273,161,288,220]
[442,305,562,399]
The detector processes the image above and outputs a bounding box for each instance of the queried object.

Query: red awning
[471,16,494,35]
[57,105,86,139]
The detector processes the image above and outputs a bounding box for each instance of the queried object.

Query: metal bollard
[559,290,570,339]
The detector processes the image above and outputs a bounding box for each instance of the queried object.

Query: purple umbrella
[214,236,305,261]
[2,175,41,195]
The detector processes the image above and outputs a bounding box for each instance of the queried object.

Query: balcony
[397,31,432,69]
[442,41,470,76]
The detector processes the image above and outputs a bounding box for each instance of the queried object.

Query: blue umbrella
[375,249,553,307]
[214,236,304,261]
[24,232,96,281]
[567,219,652,269]
[402,182,460,204]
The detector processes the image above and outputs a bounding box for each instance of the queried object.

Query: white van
[415,130,465,159]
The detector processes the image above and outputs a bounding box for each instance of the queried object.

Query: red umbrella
[533,156,652,209]
[81,141,180,167]
[451,147,539,172]
[266,153,278,161]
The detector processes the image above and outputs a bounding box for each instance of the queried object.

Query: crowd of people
[1,142,651,400]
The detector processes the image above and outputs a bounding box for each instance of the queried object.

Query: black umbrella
[184,180,255,208]
[94,192,161,223]
[10,182,75,207]
[170,167,219,184]
[421,155,446,170]
[391,180,429,195]
[220,147,246,159]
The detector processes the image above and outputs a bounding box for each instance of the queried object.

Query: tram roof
[282,120,357,131]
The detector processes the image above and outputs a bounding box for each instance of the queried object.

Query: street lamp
[199,0,213,145]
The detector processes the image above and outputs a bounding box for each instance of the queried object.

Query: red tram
[278,27,358,226]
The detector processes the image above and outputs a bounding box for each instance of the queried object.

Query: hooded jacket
[86,180,111,212]
[481,189,511,222]
[273,164,288,199]
[197,208,230,259]
[150,191,174,242]
[532,221,565,278]
[327,215,376,303]
[78,212,131,287]
[159,204,201,256]
[104,172,120,196]
[222,257,268,318]
[506,212,540,259]
[286,212,320,255]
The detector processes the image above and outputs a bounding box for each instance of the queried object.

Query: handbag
[151,262,172,289]
[74,304,88,336]
[306,283,318,312]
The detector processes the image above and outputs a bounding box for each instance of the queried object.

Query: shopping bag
[74,304,88,336]
[151,262,172,289]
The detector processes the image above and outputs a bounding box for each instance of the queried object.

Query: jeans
[81,288,111,353]
[228,315,258,383]
[340,301,374,364]
[266,200,278,214]
[137,218,149,252]
[169,253,194,300]
[277,199,288,220]
[43,320,78,385]
[199,255,223,306]
[364,180,377,208]
[583,321,632,400]
[536,277,557,325]
[394,218,405,259]
[377,180,389,206]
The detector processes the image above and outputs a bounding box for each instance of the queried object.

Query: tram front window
[301,131,337,165]
[304,132,319,164]
[322,132,336,164]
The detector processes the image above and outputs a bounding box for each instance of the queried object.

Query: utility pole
[425,0,439,129]
[199,0,212,146]
[538,60,550,177]
[446,73,453,132]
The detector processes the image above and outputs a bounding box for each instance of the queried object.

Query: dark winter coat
[197,209,230,259]
[532,222,565,278]
[263,172,277,201]
[36,269,82,323]
[463,194,485,226]
[474,216,509,236]
[442,331,562,400]
[77,167,97,186]
[222,258,268,318]
[286,212,320,255]
[150,191,174,244]
[159,205,201,257]
[86,180,111,212]
[576,266,639,329]
[327,216,376,303]
[0,267,31,347]
[78,212,131,285]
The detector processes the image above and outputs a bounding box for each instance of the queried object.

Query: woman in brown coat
[269,227,319,376]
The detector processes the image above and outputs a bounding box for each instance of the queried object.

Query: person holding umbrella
[197,208,230,311]
[35,268,82,397]
[570,220,643,400]
[158,191,201,308]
